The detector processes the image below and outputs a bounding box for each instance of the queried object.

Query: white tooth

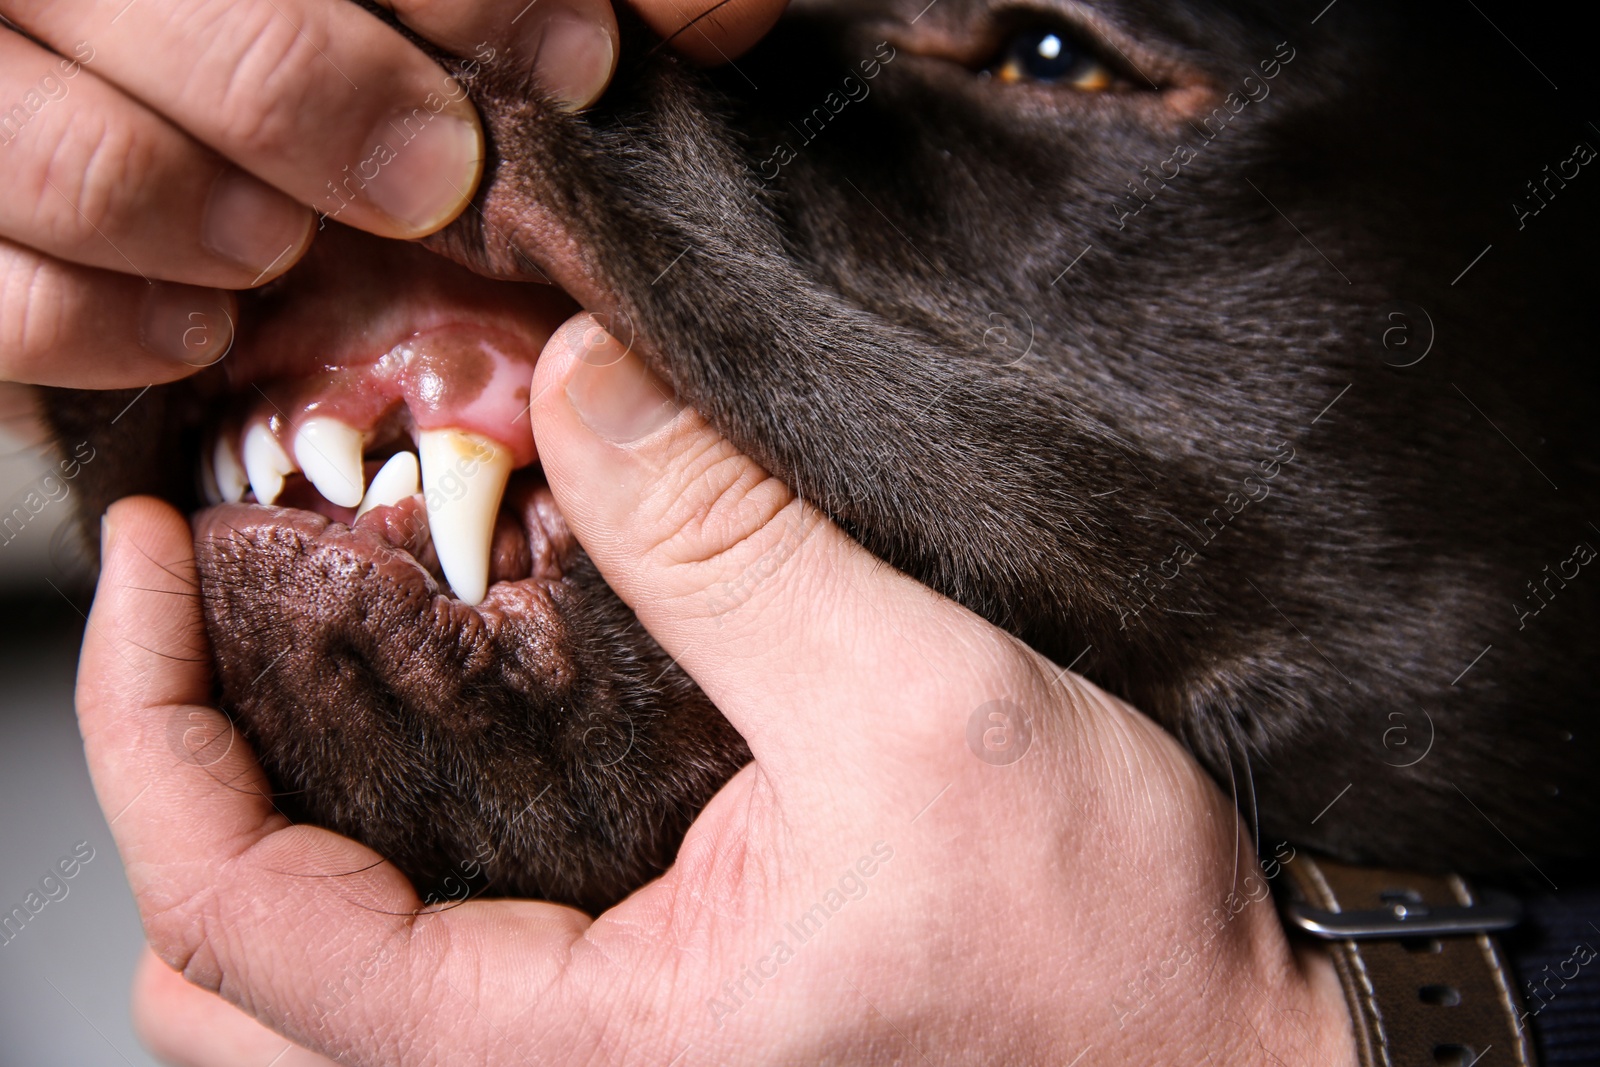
[418,428,512,606]
[242,423,295,506]
[356,451,420,518]
[293,417,366,508]
[213,434,249,503]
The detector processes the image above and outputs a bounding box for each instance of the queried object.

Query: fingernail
[139,284,235,367]
[99,511,112,560]
[359,107,483,235]
[200,168,313,279]
[530,10,616,111]
[565,328,679,443]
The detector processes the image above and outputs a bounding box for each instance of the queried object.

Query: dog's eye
[992,27,1112,90]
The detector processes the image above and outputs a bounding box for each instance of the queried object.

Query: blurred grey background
[0,421,162,1067]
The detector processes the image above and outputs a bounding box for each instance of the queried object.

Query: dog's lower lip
[192,469,576,611]
[205,324,547,605]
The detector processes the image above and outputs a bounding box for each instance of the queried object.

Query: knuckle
[139,883,223,991]
[198,4,339,161]
[60,122,152,245]
[133,801,293,991]
[385,964,452,1063]
[674,462,787,562]
[0,249,70,372]
[641,436,812,596]
[24,111,153,255]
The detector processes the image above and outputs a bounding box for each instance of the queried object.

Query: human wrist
[1291,940,1362,1067]
[1177,912,1359,1066]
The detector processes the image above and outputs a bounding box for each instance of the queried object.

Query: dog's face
[38,0,1598,910]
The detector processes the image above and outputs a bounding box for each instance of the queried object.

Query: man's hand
[0,0,784,388]
[85,315,1357,1065]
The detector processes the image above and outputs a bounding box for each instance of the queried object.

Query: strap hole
[1402,936,1444,954]
[1433,1044,1477,1066]
[1420,984,1463,1006]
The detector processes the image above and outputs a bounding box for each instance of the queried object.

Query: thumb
[528,314,1050,787]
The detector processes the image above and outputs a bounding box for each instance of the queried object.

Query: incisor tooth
[293,417,366,508]
[242,423,295,506]
[418,428,512,606]
[357,451,420,518]
[213,435,248,504]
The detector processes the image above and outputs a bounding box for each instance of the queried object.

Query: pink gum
[244,324,540,466]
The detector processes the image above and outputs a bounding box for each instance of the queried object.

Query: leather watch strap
[1282,854,1536,1067]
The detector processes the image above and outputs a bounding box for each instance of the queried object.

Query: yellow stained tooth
[293,417,367,509]
[242,423,295,506]
[357,451,420,518]
[418,428,512,606]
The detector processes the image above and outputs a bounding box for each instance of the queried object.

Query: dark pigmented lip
[193,469,578,612]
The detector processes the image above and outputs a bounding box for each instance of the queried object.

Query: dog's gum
[244,324,539,467]
[392,329,537,463]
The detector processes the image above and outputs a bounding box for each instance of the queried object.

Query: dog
[35,0,1599,913]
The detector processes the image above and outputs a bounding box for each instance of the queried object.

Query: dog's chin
[192,475,580,764]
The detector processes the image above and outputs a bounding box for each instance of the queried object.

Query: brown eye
[992,27,1112,90]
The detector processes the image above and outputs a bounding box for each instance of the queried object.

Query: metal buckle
[1285,888,1522,940]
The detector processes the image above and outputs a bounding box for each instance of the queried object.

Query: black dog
[39,0,1598,912]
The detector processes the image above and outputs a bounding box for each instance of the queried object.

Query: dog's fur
[40,0,1598,911]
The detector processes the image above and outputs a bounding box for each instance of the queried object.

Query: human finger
[0,237,235,387]
[132,947,341,1067]
[383,0,618,110]
[0,30,313,286]
[8,0,483,239]
[528,316,1050,787]
[629,0,787,64]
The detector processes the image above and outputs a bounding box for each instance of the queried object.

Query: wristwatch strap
[1281,853,1535,1067]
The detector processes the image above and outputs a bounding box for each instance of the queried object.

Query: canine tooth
[293,417,366,508]
[213,435,249,503]
[356,451,420,517]
[242,423,295,506]
[418,428,512,606]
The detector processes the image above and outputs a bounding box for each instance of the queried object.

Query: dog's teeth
[418,428,512,606]
[293,417,367,508]
[213,435,249,504]
[356,451,420,517]
[242,423,295,506]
